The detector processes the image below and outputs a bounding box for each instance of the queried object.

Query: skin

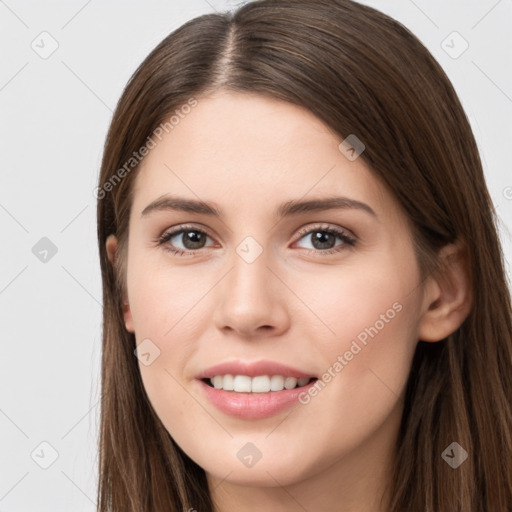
[106,91,471,512]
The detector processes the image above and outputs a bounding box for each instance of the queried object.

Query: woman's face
[108,91,433,491]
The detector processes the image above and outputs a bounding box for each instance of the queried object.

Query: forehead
[130,91,396,221]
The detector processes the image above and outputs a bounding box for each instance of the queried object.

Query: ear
[417,241,472,342]
[105,234,134,333]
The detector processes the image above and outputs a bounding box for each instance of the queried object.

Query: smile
[205,375,316,392]
[196,360,319,419]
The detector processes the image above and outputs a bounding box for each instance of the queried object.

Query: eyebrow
[140,194,377,219]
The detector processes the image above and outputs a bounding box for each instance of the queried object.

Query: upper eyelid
[164,224,215,241]
[295,223,354,239]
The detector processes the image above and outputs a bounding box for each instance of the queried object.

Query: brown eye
[294,225,356,254]
[308,231,337,250]
[158,226,215,255]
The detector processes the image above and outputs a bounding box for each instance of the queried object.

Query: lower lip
[197,379,317,420]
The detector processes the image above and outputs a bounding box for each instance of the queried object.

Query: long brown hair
[96,1,512,510]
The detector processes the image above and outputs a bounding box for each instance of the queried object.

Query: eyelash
[156,223,356,257]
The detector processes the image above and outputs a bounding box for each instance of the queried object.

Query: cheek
[126,255,214,417]
[280,269,419,475]
[320,279,417,363]
[126,252,206,336]
[292,251,419,346]
[301,251,421,401]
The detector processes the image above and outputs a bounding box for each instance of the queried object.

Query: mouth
[202,375,318,393]
[195,360,319,418]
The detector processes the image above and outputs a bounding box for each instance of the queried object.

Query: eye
[156,223,356,257]
[157,225,215,256]
[293,224,356,255]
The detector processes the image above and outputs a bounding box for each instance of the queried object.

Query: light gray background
[1,1,511,510]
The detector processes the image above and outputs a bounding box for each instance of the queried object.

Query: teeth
[223,374,234,391]
[233,375,252,392]
[208,374,313,392]
[270,375,284,391]
[212,375,223,389]
[251,375,270,393]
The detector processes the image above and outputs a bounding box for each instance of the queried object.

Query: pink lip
[195,360,317,420]
[197,379,318,420]
[196,360,316,380]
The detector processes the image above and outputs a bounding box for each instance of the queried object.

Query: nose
[213,244,291,338]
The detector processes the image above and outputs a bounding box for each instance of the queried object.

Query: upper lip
[196,360,317,380]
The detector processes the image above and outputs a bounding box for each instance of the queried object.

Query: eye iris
[311,231,335,250]
[182,230,206,249]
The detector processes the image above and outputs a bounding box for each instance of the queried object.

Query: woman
[95,0,512,510]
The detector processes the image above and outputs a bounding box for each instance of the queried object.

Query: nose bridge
[213,234,290,336]
[228,236,274,305]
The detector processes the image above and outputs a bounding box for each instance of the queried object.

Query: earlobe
[417,241,472,342]
[106,234,118,265]
[105,234,135,333]
[123,300,135,333]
